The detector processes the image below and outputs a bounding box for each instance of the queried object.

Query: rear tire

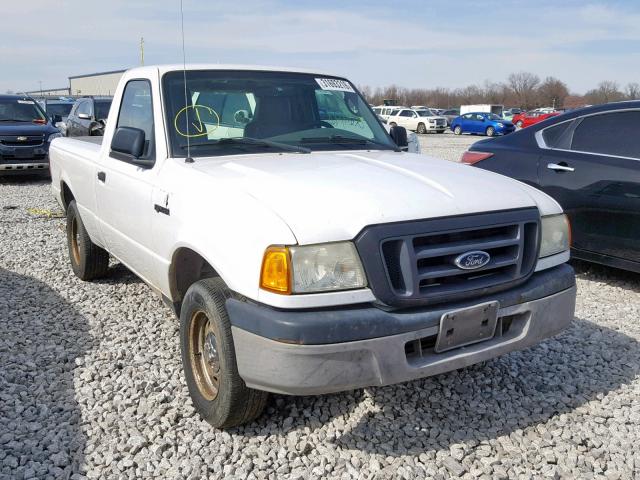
[417,123,427,134]
[486,126,495,137]
[66,200,109,281]
[453,126,462,135]
[180,277,268,429]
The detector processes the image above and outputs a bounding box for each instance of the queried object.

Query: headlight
[539,214,570,258]
[48,133,63,141]
[496,123,504,127]
[260,242,367,294]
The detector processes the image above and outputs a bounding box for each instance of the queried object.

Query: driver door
[95,79,159,281]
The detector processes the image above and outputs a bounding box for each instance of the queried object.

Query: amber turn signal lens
[260,246,291,294]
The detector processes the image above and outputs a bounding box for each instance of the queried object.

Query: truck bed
[74,136,103,145]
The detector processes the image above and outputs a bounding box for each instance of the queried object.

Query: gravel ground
[417,131,480,162]
[1,139,639,479]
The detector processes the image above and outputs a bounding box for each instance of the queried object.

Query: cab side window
[77,100,91,117]
[571,111,640,159]
[115,80,155,161]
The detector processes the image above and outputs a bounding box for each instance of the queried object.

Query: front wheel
[486,126,495,137]
[180,278,268,428]
[516,120,524,128]
[453,126,462,135]
[416,123,427,134]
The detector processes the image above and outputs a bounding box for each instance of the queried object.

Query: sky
[2,0,639,94]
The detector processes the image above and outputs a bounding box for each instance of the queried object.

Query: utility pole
[140,37,145,66]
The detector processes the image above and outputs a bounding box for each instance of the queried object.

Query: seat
[244,96,299,139]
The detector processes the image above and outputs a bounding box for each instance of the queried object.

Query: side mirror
[52,114,62,124]
[78,113,91,120]
[111,127,154,167]
[390,125,408,149]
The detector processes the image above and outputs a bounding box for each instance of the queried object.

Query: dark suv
[66,96,112,136]
[0,95,61,176]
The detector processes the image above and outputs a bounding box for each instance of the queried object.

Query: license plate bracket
[435,301,499,353]
[14,149,34,159]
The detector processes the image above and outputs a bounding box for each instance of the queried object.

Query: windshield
[0,98,47,122]
[162,70,397,157]
[94,101,112,120]
[46,103,73,117]
[488,113,502,120]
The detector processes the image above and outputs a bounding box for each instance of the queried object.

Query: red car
[512,111,560,128]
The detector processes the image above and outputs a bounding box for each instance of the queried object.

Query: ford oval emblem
[17,136,28,141]
[454,251,491,270]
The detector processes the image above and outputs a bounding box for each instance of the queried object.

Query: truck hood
[192,151,560,244]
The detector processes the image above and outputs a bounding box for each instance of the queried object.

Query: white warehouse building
[68,69,126,96]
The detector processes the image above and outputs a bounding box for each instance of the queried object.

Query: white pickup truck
[50,65,576,428]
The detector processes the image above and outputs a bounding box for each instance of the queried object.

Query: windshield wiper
[182,137,311,154]
[300,135,400,151]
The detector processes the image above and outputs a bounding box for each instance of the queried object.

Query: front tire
[66,200,109,280]
[453,126,462,135]
[486,126,495,137]
[180,278,268,429]
[417,123,427,134]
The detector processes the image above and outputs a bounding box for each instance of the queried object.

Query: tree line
[359,72,640,110]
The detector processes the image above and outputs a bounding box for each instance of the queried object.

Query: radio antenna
[180,0,194,163]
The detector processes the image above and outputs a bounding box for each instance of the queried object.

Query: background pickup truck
[50,65,576,428]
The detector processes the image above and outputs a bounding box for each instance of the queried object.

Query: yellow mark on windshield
[174,105,220,138]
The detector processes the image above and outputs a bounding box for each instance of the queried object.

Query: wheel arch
[60,181,75,212]
[169,246,223,316]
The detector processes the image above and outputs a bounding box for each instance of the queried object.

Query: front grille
[435,119,446,126]
[0,135,45,147]
[355,208,540,308]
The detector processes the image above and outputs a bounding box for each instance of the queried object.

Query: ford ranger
[49,65,576,428]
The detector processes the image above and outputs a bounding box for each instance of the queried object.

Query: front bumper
[0,161,49,174]
[229,265,576,395]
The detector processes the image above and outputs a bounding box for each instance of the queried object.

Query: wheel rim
[487,128,494,136]
[455,127,461,134]
[70,216,81,265]
[418,124,425,133]
[189,310,220,401]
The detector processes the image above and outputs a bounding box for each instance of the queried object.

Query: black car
[462,101,640,273]
[0,95,61,176]
[66,96,112,137]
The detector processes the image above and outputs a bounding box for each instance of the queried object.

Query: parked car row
[0,94,113,177]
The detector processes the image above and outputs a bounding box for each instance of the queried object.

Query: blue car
[451,112,515,137]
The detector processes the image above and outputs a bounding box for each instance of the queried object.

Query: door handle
[547,163,575,172]
[97,171,106,182]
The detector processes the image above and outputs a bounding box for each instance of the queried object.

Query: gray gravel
[1,141,639,479]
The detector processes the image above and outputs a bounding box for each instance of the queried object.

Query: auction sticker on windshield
[315,78,355,93]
